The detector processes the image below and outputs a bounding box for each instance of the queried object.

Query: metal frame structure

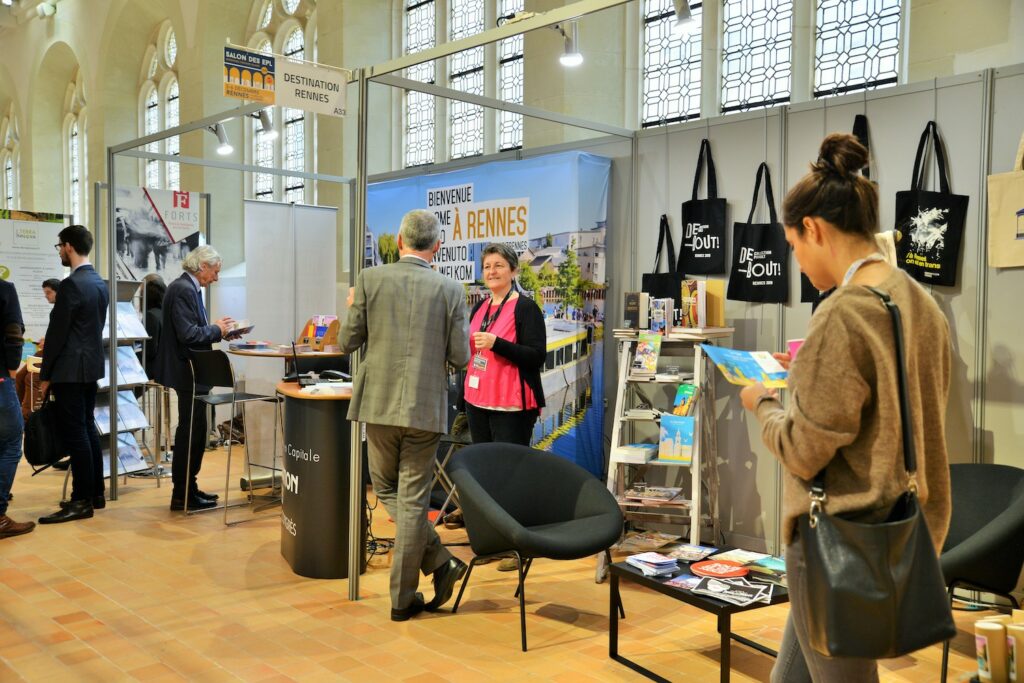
[347,0,641,600]
[103,103,353,500]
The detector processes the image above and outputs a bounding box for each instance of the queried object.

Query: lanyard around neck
[842,253,885,287]
[479,288,513,333]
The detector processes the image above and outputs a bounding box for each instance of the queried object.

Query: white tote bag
[987,132,1024,269]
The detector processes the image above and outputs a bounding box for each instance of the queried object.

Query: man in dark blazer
[38,225,109,524]
[340,209,470,621]
[151,245,234,512]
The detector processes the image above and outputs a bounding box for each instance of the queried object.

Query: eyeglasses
[54,243,64,251]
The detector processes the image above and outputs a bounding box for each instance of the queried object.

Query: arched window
[283,0,300,14]
[165,28,178,68]
[1,153,12,209]
[143,88,160,187]
[0,110,17,209]
[282,26,306,202]
[259,0,273,29]
[165,79,180,189]
[68,119,81,219]
[253,38,275,200]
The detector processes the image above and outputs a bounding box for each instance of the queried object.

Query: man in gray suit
[341,209,470,622]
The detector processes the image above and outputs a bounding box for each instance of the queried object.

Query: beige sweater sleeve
[756,307,870,482]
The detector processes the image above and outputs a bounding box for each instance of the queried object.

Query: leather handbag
[642,214,686,309]
[796,286,956,659]
[24,389,66,471]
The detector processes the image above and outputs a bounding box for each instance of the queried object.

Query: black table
[609,560,789,683]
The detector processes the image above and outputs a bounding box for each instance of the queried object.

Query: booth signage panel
[276,59,346,118]
[224,47,275,104]
[0,210,67,342]
[114,186,202,284]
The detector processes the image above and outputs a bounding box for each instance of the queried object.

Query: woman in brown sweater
[741,134,952,682]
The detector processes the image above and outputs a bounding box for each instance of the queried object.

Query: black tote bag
[680,139,727,274]
[642,214,685,308]
[727,163,789,303]
[895,121,968,287]
[797,287,956,659]
[24,391,66,471]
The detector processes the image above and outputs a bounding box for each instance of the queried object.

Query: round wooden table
[227,347,345,359]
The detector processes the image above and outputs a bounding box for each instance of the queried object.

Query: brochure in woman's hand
[699,344,788,389]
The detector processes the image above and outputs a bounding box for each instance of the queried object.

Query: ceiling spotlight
[558,21,583,68]
[672,0,695,37]
[254,110,278,141]
[36,2,56,18]
[208,124,233,156]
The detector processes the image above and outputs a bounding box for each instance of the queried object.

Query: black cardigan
[468,293,547,410]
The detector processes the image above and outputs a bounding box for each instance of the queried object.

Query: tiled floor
[1,449,983,682]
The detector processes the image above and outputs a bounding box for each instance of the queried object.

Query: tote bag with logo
[987,131,1024,269]
[642,214,686,308]
[895,121,969,287]
[727,163,789,303]
[680,139,727,275]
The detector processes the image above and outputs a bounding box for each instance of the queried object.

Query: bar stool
[186,350,283,524]
[431,430,472,527]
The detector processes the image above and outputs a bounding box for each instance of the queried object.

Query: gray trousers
[771,539,880,683]
[365,423,452,610]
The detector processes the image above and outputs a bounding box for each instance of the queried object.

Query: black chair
[187,350,283,524]
[449,443,624,651]
[939,463,1024,682]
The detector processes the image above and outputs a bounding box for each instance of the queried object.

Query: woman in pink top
[463,243,547,446]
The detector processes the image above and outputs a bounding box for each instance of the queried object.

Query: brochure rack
[597,327,733,581]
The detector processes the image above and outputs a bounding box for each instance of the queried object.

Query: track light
[36,2,56,18]
[672,0,695,37]
[558,21,582,68]
[208,124,233,156]
[254,110,278,141]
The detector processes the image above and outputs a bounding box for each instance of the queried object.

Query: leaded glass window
[144,89,160,188]
[449,0,484,159]
[721,0,793,113]
[165,29,177,68]
[259,0,273,28]
[166,79,180,190]
[3,156,12,209]
[405,0,436,167]
[68,121,80,220]
[253,107,274,201]
[283,28,305,201]
[815,0,900,97]
[283,0,300,14]
[498,0,524,150]
[643,0,702,127]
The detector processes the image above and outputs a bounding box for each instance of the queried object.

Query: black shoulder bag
[642,214,685,309]
[680,139,727,274]
[797,286,956,658]
[24,389,67,473]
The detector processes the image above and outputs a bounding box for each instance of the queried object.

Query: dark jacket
[151,273,221,391]
[40,264,108,383]
[0,279,24,372]
[469,293,547,410]
[144,306,162,367]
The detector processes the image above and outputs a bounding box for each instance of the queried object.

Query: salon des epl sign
[223,46,346,117]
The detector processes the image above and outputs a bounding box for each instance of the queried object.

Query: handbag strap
[653,214,677,273]
[910,121,951,194]
[691,138,719,200]
[746,162,778,225]
[853,114,871,180]
[809,287,917,504]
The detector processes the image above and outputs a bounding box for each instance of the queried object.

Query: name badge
[468,375,480,389]
[472,353,488,371]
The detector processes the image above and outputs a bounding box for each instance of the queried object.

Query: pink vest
[464,296,539,411]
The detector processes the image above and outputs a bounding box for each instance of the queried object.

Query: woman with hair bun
[740,133,953,682]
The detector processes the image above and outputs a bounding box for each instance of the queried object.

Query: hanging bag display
[797,286,956,659]
[986,130,1024,269]
[680,139,727,274]
[641,214,685,308]
[727,163,789,303]
[895,121,968,287]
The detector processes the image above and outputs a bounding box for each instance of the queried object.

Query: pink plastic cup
[787,338,805,359]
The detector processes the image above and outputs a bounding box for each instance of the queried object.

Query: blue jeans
[0,377,25,516]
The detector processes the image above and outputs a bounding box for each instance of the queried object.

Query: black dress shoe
[39,500,94,524]
[426,557,468,612]
[390,593,426,622]
[169,495,218,511]
[60,496,105,510]
[193,489,219,502]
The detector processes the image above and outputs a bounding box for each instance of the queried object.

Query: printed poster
[0,210,68,341]
[114,186,202,284]
[223,47,275,104]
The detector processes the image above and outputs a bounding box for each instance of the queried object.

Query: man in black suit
[151,245,234,511]
[38,225,109,524]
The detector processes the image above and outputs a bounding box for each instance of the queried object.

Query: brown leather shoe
[0,514,36,539]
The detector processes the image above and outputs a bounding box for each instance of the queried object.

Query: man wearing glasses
[37,225,109,524]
